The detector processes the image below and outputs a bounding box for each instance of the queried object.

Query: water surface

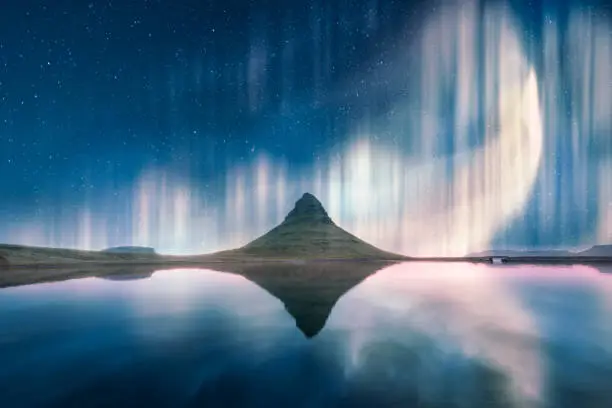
[0,262,611,408]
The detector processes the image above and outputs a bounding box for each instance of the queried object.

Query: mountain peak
[282,192,333,225]
[239,192,403,260]
[300,192,318,201]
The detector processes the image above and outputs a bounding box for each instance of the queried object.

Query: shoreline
[1,256,611,290]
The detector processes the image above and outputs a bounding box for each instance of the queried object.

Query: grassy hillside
[240,222,405,260]
[0,244,160,266]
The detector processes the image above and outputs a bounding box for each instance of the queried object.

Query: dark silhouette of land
[102,246,157,255]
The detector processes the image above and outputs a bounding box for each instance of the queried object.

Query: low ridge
[102,246,157,255]
[240,192,404,260]
[579,245,612,257]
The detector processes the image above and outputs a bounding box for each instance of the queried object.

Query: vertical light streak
[599,160,612,243]
[247,41,268,113]
[539,14,560,231]
[231,166,248,247]
[173,186,189,247]
[135,177,151,247]
[327,159,343,227]
[275,163,287,224]
[538,10,611,242]
[255,154,270,232]
[159,173,169,247]
[78,208,93,251]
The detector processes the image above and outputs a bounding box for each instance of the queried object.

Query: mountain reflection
[98,269,155,281]
[206,261,392,338]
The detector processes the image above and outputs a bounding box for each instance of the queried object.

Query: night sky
[0,0,610,255]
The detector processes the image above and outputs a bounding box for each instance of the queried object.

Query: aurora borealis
[0,0,610,256]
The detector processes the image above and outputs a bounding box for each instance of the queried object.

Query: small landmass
[102,246,157,255]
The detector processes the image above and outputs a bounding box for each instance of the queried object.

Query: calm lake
[0,262,611,408]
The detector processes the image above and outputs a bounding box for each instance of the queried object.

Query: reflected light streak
[122,269,280,318]
[328,262,543,407]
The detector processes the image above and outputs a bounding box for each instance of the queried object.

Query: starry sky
[0,0,610,256]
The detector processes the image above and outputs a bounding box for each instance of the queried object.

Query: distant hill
[102,246,157,255]
[469,245,612,259]
[468,249,573,257]
[226,192,406,261]
[578,245,612,257]
[0,243,158,267]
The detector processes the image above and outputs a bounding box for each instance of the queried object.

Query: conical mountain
[240,193,404,260]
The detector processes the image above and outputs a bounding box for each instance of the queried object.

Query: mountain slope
[234,193,405,260]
